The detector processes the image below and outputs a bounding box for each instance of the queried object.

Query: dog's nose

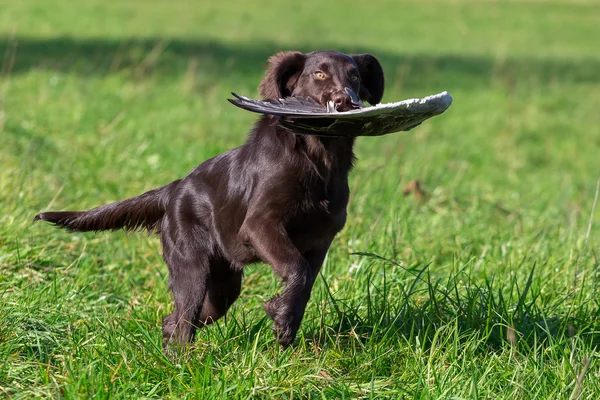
[330,91,351,111]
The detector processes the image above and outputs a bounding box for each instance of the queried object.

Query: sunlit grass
[1,0,599,398]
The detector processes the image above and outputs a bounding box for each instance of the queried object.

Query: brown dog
[35,51,385,349]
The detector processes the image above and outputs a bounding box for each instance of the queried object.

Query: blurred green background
[1,1,599,398]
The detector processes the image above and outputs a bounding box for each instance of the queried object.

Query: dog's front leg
[242,218,313,347]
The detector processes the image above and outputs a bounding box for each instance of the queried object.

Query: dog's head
[259,50,384,112]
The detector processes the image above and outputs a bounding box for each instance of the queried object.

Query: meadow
[1,0,600,398]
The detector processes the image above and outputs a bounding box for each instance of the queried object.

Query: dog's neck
[301,134,356,175]
[249,116,356,180]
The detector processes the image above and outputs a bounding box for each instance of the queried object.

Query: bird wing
[228,91,453,137]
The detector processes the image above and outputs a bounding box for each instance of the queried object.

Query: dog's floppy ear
[352,54,385,105]
[259,51,306,99]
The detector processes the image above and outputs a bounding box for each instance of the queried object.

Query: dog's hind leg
[162,257,242,348]
[160,218,212,348]
[197,260,243,326]
[161,255,209,348]
[163,257,242,348]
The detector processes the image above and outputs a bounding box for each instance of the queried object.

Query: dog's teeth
[327,100,335,112]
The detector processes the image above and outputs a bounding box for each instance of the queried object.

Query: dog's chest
[285,173,350,249]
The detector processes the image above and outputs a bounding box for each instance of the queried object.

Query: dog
[35,50,385,349]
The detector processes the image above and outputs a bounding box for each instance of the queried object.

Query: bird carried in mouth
[229,89,453,137]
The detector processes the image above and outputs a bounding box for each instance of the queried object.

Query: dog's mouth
[326,101,358,113]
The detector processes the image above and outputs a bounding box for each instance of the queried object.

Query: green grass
[2,0,600,398]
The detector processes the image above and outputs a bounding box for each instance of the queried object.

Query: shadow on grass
[2,36,600,93]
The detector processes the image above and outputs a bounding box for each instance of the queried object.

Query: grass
[1,0,600,398]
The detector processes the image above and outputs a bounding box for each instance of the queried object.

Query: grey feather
[228,91,453,137]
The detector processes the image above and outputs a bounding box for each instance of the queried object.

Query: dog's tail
[34,180,181,233]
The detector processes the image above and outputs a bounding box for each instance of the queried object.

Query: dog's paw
[271,316,295,348]
[263,297,299,347]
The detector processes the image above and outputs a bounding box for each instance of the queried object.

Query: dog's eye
[314,71,326,79]
[350,75,359,82]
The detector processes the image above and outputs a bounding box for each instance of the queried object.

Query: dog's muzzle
[326,87,364,112]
